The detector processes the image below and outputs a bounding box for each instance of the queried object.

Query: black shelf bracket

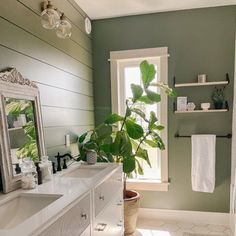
[226,73,230,84]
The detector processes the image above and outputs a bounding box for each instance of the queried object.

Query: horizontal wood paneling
[0,17,92,82]
[18,0,93,49]
[0,45,93,95]
[44,126,93,148]
[38,84,94,111]
[0,0,92,67]
[42,106,94,127]
[0,0,94,157]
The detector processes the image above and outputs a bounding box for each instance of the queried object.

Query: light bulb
[56,18,72,39]
[41,3,60,29]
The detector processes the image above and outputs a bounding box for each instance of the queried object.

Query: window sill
[126,179,170,192]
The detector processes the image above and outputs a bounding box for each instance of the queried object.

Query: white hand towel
[191,135,216,193]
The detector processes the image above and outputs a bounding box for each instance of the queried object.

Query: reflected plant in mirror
[5,98,39,167]
[0,68,46,193]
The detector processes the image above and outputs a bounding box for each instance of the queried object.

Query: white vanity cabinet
[93,167,124,236]
[34,164,123,236]
[38,192,91,236]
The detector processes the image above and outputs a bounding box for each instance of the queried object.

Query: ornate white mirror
[0,68,46,193]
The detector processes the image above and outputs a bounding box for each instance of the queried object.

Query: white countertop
[0,162,120,236]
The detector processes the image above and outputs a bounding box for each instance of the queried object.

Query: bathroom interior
[0,0,235,235]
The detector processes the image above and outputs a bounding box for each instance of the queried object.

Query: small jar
[40,156,53,181]
[21,158,38,190]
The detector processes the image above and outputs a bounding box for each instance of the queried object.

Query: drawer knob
[81,213,87,220]
[99,195,105,201]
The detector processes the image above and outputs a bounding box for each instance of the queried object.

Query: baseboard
[138,208,230,225]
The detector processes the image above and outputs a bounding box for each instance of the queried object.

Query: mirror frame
[0,68,46,193]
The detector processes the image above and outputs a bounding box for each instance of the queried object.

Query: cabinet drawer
[94,169,123,216]
[94,193,124,236]
[38,193,91,236]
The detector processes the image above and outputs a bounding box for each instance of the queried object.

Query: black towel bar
[175,133,232,139]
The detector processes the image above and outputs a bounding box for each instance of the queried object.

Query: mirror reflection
[5,98,39,176]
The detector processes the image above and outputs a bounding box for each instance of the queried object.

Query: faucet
[55,153,78,171]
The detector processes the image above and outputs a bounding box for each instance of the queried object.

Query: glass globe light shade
[56,19,72,39]
[41,8,60,29]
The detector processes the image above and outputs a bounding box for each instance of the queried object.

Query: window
[110,47,169,191]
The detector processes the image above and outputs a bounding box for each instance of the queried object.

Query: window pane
[124,65,161,180]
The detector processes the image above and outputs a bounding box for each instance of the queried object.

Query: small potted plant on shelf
[78,60,176,235]
[212,87,225,109]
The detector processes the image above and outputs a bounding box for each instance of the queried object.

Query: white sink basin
[63,165,107,178]
[0,193,62,229]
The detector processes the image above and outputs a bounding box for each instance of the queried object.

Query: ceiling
[74,0,236,20]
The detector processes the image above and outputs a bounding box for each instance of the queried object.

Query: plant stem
[135,131,151,156]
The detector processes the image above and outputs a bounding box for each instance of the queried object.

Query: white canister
[198,74,207,83]
[86,151,97,165]
[177,97,187,111]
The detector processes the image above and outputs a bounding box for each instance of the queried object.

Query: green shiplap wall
[0,0,94,156]
[92,6,236,212]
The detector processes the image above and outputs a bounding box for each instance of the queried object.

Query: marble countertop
[0,162,121,236]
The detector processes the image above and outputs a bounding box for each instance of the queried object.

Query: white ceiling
[74,0,236,20]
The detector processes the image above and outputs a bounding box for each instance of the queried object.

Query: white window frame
[109,47,169,191]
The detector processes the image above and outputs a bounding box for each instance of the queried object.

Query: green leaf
[154,82,177,98]
[140,60,156,88]
[146,89,161,103]
[151,132,165,150]
[156,125,165,131]
[96,124,112,140]
[137,96,155,104]
[123,156,136,174]
[83,141,99,151]
[131,84,143,101]
[125,119,144,139]
[148,111,158,130]
[111,131,132,156]
[144,139,158,148]
[131,108,146,120]
[78,132,87,143]
[105,113,124,124]
[136,159,144,175]
[136,148,151,168]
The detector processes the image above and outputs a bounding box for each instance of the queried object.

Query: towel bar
[175,133,232,139]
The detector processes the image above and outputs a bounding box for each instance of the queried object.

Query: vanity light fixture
[41,1,72,39]
[56,13,72,39]
[41,0,60,29]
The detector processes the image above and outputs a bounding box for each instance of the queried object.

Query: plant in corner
[78,60,176,235]
[212,87,225,109]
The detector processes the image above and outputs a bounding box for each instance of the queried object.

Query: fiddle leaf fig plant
[78,60,176,194]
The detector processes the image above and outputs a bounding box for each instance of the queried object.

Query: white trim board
[138,208,230,225]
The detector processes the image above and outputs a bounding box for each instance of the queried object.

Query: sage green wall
[92,6,236,212]
[0,0,94,156]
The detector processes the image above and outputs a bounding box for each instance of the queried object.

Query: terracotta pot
[124,190,140,235]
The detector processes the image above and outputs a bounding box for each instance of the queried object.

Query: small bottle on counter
[35,162,42,185]
[40,156,53,181]
[21,158,38,190]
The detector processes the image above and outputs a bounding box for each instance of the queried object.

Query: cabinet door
[94,168,123,216]
[38,193,91,236]
[94,192,124,236]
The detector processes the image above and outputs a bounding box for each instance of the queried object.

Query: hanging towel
[191,135,216,193]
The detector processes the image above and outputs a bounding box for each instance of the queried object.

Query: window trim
[110,47,169,191]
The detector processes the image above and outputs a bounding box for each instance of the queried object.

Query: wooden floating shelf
[175,109,228,114]
[174,81,228,88]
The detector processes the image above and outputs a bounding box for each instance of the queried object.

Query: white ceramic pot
[86,150,97,165]
[201,103,210,110]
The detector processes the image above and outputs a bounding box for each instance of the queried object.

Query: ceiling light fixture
[56,13,72,39]
[41,1,72,39]
[41,1,60,29]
